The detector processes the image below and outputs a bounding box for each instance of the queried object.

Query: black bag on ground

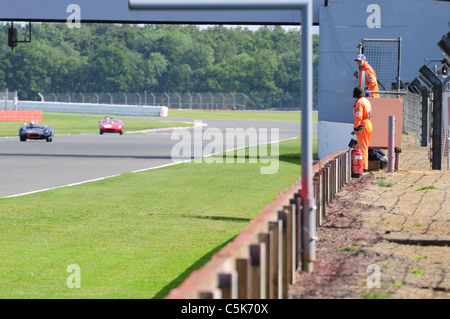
[369,149,388,164]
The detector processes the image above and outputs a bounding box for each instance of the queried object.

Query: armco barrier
[165,149,351,299]
[16,101,168,117]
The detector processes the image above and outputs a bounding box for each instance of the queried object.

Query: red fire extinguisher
[351,147,364,178]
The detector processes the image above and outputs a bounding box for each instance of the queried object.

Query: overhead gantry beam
[0,0,321,25]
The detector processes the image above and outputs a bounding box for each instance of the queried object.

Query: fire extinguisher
[351,147,364,178]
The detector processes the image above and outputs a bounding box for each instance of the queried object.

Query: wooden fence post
[236,258,251,299]
[218,271,238,299]
[268,221,282,298]
[250,243,266,299]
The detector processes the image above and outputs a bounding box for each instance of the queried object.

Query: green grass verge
[167,109,314,122]
[0,137,316,298]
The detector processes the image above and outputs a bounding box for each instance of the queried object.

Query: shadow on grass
[220,152,302,166]
[152,237,235,299]
[148,213,252,223]
[278,153,302,166]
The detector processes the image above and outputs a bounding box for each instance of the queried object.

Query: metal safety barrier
[15,101,168,117]
[165,149,351,299]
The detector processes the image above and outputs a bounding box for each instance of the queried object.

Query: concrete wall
[318,121,354,156]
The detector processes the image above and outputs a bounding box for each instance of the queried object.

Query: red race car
[99,117,124,135]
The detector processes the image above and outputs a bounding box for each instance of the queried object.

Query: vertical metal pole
[447,132,450,171]
[397,37,402,93]
[129,0,315,272]
[388,116,395,172]
[431,84,443,170]
[5,88,8,110]
[14,92,18,110]
[360,71,366,92]
[300,1,316,273]
[421,90,429,147]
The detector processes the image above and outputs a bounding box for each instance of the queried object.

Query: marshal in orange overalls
[355,54,380,98]
[353,93,373,171]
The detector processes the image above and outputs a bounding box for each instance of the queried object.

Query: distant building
[317,0,449,158]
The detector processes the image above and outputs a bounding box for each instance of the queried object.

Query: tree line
[0,23,318,106]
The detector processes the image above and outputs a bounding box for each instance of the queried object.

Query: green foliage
[415,185,438,191]
[377,179,393,187]
[362,290,389,299]
[338,246,360,252]
[0,23,319,106]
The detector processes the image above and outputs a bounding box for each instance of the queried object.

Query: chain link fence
[0,89,18,110]
[359,38,402,91]
[444,130,449,171]
[39,91,310,110]
[402,90,423,140]
[403,84,449,170]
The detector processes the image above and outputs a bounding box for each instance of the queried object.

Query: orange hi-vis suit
[353,96,373,171]
[359,61,380,98]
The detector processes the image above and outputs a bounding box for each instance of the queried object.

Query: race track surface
[0,118,307,198]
